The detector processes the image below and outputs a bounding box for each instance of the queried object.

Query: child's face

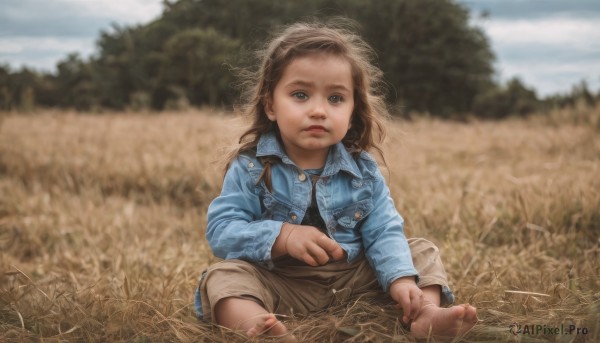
[266,53,354,168]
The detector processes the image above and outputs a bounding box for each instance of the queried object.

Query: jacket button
[354,212,362,220]
[298,173,307,181]
[291,214,298,221]
[248,162,254,168]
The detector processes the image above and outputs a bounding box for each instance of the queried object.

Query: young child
[195,21,477,341]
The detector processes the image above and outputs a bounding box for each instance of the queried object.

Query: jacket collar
[256,131,362,179]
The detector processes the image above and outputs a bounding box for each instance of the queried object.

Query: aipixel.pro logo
[509,322,589,336]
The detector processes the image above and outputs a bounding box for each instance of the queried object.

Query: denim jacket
[206,131,418,292]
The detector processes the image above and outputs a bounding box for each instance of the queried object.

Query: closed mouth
[305,125,327,132]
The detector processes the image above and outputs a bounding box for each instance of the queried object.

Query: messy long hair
[227,19,390,190]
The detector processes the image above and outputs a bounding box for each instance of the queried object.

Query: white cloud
[0,37,94,54]
[0,36,95,71]
[0,41,23,54]
[482,16,600,50]
[475,15,600,95]
[0,0,163,37]
[59,0,163,24]
[0,0,163,71]
[497,59,600,94]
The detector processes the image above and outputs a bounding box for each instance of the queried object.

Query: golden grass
[1,107,599,342]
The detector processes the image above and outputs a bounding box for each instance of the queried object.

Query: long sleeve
[360,168,418,292]
[206,156,282,263]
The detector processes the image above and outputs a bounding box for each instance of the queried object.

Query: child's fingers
[302,242,330,266]
[317,235,344,260]
[401,288,423,322]
[389,278,421,324]
[289,227,343,265]
[300,252,319,266]
[409,289,422,320]
[328,243,345,260]
[399,291,412,321]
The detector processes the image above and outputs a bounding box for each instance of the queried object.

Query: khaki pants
[197,238,453,322]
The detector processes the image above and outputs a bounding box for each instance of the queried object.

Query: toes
[452,304,467,320]
[245,313,279,337]
[453,305,477,335]
[464,306,478,323]
[246,326,259,337]
[263,316,278,330]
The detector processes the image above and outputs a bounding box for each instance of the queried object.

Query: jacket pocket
[261,192,296,222]
[332,198,374,230]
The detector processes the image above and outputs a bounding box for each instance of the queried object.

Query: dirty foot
[410,300,478,340]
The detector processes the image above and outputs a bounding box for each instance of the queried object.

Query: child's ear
[264,98,276,122]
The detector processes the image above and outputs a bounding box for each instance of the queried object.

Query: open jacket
[206,131,418,291]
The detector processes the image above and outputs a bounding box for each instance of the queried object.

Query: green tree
[93,25,139,109]
[0,65,14,110]
[54,53,96,110]
[0,66,46,112]
[164,28,241,107]
[472,77,539,118]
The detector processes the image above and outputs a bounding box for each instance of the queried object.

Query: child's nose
[309,98,327,119]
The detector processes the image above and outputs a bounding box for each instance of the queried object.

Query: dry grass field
[1,107,599,342]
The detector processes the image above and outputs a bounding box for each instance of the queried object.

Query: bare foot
[246,313,297,342]
[410,300,478,340]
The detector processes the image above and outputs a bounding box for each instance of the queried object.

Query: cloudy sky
[1,0,599,97]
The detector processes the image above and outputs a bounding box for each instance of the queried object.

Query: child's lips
[305,125,327,132]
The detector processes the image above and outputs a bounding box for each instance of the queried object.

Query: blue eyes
[328,95,342,103]
[291,92,344,103]
[292,92,308,100]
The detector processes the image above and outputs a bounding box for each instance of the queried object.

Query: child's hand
[273,223,345,266]
[389,276,423,324]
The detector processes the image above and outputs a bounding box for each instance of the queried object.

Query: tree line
[1,0,598,118]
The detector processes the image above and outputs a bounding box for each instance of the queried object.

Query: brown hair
[227,19,390,191]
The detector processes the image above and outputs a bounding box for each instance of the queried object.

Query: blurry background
[1,0,599,118]
[1,2,599,341]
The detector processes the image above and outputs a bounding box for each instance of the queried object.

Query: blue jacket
[206,131,418,292]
